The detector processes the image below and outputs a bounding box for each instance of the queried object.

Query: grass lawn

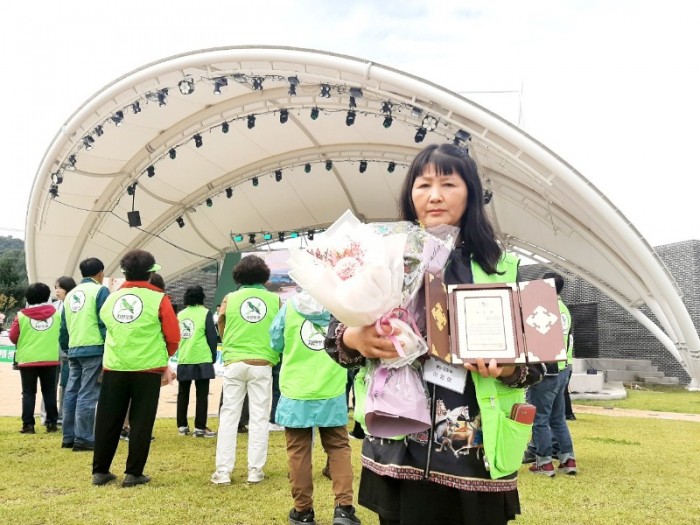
[1,412,698,525]
[575,384,700,414]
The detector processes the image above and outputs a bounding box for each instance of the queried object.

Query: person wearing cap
[60,258,110,451]
[91,250,180,487]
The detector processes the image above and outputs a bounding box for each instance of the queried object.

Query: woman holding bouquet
[325,143,545,525]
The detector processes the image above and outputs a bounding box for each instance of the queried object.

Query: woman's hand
[342,323,402,360]
[465,358,515,379]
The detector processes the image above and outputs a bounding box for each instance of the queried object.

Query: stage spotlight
[252,77,264,90]
[169,148,176,159]
[51,172,63,185]
[263,233,273,241]
[157,89,168,106]
[126,183,136,196]
[94,125,104,137]
[310,107,319,120]
[247,115,256,129]
[304,163,311,173]
[213,77,228,95]
[49,184,59,198]
[381,101,392,114]
[176,216,185,228]
[206,198,213,207]
[288,76,299,96]
[178,78,195,95]
[233,234,244,242]
[422,115,438,131]
[346,110,356,126]
[278,232,286,243]
[387,162,396,173]
[359,161,367,173]
[248,233,256,244]
[275,170,282,182]
[225,187,233,198]
[66,155,77,170]
[146,165,155,178]
[325,160,333,171]
[233,73,247,83]
[320,84,331,98]
[132,101,141,114]
[349,96,357,109]
[280,109,289,124]
[111,111,124,127]
[349,87,363,98]
[221,122,229,133]
[484,190,493,204]
[194,134,203,148]
[383,116,393,128]
[414,127,427,143]
[307,229,315,241]
[252,177,259,187]
[83,135,94,150]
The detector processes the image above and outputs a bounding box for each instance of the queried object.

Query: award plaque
[424,273,566,365]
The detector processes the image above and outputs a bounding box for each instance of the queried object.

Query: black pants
[93,370,161,476]
[19,366,59,426]
[177,379,210,429]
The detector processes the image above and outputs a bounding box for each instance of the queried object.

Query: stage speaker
[127,211,142,228]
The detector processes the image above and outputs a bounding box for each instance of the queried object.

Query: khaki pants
[285,426,354,511]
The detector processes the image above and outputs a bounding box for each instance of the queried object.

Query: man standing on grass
[60,258,110,452]
[526,272,578,477]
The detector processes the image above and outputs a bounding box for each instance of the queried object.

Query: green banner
[0,345,16,363]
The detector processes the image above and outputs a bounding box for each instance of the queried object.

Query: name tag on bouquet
[424,358,467,393]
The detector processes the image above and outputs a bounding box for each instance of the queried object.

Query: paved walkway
[2,364,699,423]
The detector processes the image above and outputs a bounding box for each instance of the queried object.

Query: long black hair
[398,143,502,274]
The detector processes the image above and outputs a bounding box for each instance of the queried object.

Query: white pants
[215,362,272,473]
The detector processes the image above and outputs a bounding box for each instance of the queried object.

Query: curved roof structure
[25,46,700,386]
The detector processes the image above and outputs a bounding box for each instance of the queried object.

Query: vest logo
[300,320,328,351]
[180,319,195,339]
[560,312,570,332]
[240,298,267,323]
[69,291,86,313]
[112,294,144,324]
[30,317,54,331]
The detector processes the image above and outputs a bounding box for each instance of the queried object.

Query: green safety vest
[222,286,279,365]
[63,281,106,347]
[100,287,168,371]
[557,297,573,370]
[177,306,212,365]
[280,305,346,400]
[16,311,61,364]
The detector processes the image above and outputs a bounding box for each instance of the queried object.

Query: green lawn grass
[1,413,698,525]
[575,385,700,414]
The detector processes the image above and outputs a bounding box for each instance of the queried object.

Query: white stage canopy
[25,46,700,386]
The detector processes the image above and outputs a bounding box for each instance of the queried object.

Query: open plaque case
[425,273,567,365]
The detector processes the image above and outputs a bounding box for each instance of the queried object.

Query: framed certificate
[447,283,526,364]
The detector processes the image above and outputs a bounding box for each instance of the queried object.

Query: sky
[1,0,698,247]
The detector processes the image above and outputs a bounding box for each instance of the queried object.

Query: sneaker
[92,472,117,486]
[557,458,578,475]
[46,423,59,433]
[289,507,316,525]
[529,462,555,477]
[178,426,190,436]
[19,425,35,434]
[72,443,95,452]
[268,422,285,432]
[247,467,265,483]
[211,470,231,485]
[122,474,151,487]
[193,427,216,438]
[237,425,248,434]
[61,442,74,449]
[522,451,536,464]
[333,504,361,525]
[119,427,130,441]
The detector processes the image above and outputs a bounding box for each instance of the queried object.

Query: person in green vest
[91,249,180,487]
[59,257,110,451]
[325,144,546,525]
[270,290,361,525]
[9,282,61,434]
[176,285,218,437]
[525,272,578,477]
[211,255,280,486]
